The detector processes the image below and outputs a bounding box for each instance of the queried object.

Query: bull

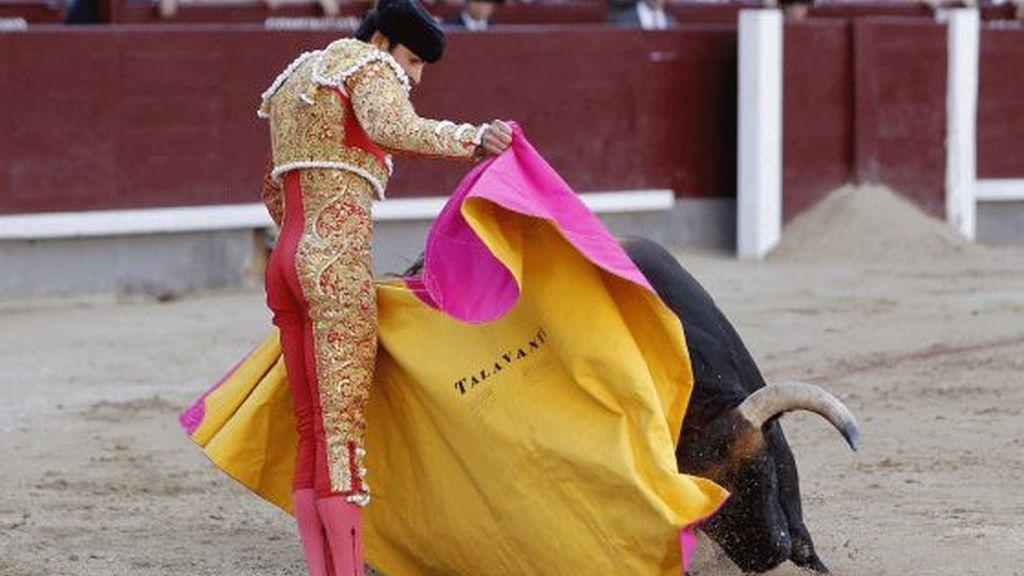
[401,236,860,573]
[621,237,860,574]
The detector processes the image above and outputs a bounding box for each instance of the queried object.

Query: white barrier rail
[736,9,783,260]
[976,179,1024,202]
[0,190,675,241]
[945,8,980,240]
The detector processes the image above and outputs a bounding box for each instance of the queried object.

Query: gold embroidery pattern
[347,61,482,159]
[263,40,481,189]
[316,38,410,96]
[267,50,389,198]
[293,169,376,500]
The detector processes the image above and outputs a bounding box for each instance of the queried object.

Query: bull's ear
[734,382,861,451]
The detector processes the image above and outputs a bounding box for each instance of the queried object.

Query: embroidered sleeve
[261,157,284,227]
[347,61,484,160]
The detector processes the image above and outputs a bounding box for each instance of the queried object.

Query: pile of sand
[770,184,980,262]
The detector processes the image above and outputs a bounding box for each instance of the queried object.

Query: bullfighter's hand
[480,120,513,156]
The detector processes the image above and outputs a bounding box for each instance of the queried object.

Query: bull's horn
[735,382,861,451]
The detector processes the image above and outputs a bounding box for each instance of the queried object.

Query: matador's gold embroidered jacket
[260,37,486,210]
[258,38,486,504]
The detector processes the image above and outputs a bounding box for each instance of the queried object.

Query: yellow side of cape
[188,199,727,576]
[189,335,297,513]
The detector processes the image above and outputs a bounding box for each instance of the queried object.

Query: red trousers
[266,170,327,495]
[265,169,374,576]
[265,169,376,499]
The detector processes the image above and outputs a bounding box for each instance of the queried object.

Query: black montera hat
[356,0,446,63]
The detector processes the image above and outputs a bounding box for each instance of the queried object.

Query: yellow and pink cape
[181,128,728,575]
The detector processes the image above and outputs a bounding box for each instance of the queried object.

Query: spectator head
[777,0,812,19]
[465,0,503,24]
[356,0,446,84]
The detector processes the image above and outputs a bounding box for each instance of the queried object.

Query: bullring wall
[978,25,1024,180]
[1,20,1022,232]
[0,26,740,215]
[2,17,1023,300]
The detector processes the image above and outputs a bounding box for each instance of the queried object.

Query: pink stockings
[293,489,333,575]
[316,497,365,576]
[292,489,366,576]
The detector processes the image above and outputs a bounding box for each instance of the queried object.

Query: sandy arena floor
[1,189,1022,576]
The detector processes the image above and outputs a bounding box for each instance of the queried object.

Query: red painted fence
[783,18,950,222]
[2,20,1022,219]
[0,26,738,214]
[400,27,738,200]
[782,19,853,223]
[853,18,949,218]
[783,18,1024,223]
[978,24,1024,179]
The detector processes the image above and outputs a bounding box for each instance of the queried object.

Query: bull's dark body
[621,237,828,573]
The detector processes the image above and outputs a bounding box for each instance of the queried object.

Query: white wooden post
[737,9,784,260]
[945,8,980,240]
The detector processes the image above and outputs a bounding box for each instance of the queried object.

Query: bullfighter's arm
[346,61,484,161]
[261,156,284,228]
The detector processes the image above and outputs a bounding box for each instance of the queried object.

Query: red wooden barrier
[782,19,853,223]
[432,2,607,24]
[106,1,1023,27]
[397,26,739,200]
[111,0,603,25]
[114,1,362,24]
[810,1,933,19]
[853,18,947,217]
[0,0,62,22]
[0,26,738,214]
[978,24,1024,179]
[3,19,1016,220]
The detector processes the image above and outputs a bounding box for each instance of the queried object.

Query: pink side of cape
[179,354,247,436]
[415,123,651,323]
[680,527,699,571]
